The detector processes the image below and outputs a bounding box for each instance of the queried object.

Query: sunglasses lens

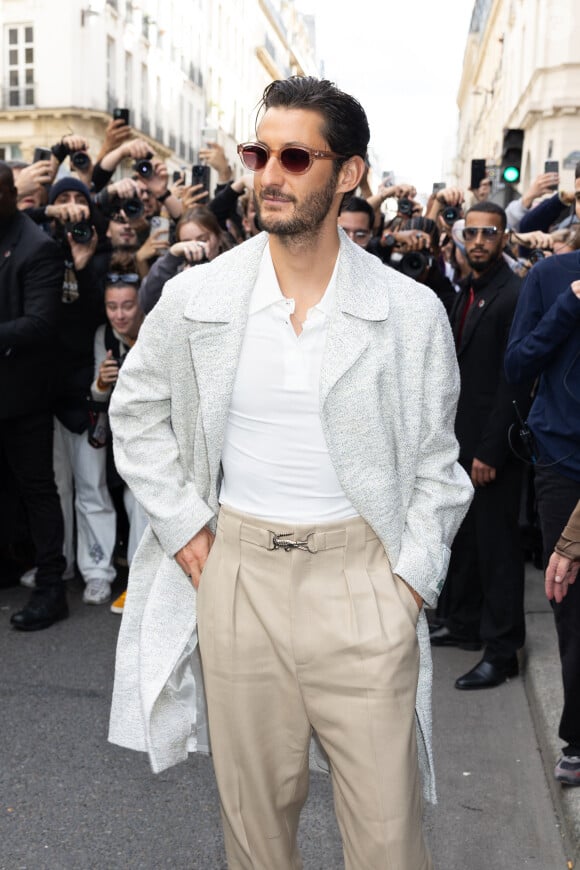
[280,147,311,173]
[241,145,268,171]
[463,227,498,240]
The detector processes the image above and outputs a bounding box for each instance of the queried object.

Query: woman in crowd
[138,206,233,314]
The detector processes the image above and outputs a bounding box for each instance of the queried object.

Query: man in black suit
[431,201,530,688]
[0,162,68,630]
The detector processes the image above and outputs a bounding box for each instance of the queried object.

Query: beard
[466,248,498,273]
[254,175,338,238]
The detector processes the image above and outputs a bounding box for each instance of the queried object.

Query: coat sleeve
[138,252,182,315]
[555,501,580,561]
[108,286,214,558]
[393,303,473,605]
[474,289,532,469]
[505,265,580,384]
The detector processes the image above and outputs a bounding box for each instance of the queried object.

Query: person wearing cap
[44,177,117,606]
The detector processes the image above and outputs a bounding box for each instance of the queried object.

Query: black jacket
[0,211,64,419]
[450,258,532,470]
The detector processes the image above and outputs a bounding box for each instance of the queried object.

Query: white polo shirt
[219,243,358,523]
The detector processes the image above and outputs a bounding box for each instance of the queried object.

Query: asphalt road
[0,568,572,870]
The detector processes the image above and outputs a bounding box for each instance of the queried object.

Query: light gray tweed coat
[108,230,473,803]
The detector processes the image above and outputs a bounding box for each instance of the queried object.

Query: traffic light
[501,129,524,184]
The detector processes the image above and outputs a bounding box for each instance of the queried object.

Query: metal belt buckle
[270,532,316,553]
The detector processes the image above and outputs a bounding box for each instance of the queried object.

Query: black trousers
[439,459,525,665]
[534,465,580,755]
[0,413,65,590]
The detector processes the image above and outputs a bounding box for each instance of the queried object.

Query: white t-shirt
[219,243,358,523]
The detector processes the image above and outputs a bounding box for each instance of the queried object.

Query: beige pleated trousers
[197,505,432,870]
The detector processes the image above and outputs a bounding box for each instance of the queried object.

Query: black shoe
[430,625,482,651]
[455,658,518,690]
[10,589,69,632]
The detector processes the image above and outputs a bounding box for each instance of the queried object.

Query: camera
[397,198,414,217]
[65,219,93,245]
[71,150,90,171]
[390,251,432,280]
[133,152,154,179]
[528,249,546,263]
[119,195,144,219]
[98,191,144,221]
[441,206,461,225]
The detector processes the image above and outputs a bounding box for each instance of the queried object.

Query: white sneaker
[20,567,37,589]
[82,579,112,605]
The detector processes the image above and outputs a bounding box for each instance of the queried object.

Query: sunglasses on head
[106,273,140,284]
[237,142,345,175]
[461,226,501,241]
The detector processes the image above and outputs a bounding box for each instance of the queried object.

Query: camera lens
[528,249,545,263]
[399,251,430,280]
[66,220,93,244]
[134,159,153,179]
[71,151,90,170]
[398,198,414,216]
[442,206,460,225]
[121,196,144,219]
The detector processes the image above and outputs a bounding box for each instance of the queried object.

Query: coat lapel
[183,234,268,481]
[458,279,502,355]
[321,236,389,406]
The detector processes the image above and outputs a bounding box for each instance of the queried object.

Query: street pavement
[0,563,578,870]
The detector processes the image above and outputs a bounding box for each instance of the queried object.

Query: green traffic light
[503,166,520,183]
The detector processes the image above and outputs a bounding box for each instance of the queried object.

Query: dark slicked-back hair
[465,199,507,231]
[339,195,375,230]
[258,76,370,164]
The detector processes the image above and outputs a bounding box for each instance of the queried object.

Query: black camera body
[65,219,93,245]
[98,191,144,221]
[397,198,414,217]
[390,251,432,280]
[71,150,90,170]
[441,205,461,225]
[528,249,545,264]
[133,152,154,179]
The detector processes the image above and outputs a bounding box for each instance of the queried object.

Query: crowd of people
[1,89,579,822]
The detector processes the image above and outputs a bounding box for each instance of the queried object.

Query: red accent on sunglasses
[237,142,345,175]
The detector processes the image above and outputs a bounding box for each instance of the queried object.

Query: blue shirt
[505,252,580,480]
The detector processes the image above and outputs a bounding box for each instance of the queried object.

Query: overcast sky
[296,1,475,195]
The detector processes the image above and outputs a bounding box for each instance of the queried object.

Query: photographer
[426,185,465,232]
[385,216,457,313]
[139,207,232,314]
[45,176,117,605]
[519,161,580,234]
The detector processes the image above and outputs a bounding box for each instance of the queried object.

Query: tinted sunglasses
[106,273,140,284]
[237,142,345,175]
[461,226,501,241]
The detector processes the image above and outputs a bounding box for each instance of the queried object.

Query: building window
[4,24,34,107]
[0,143,22,160]
[125,52,133,108]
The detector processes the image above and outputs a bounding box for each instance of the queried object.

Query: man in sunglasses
[108,76,472,869]
[432,201,532,690]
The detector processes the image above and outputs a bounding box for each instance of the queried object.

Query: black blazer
[450,259,531,470]
[0,212,64,419]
